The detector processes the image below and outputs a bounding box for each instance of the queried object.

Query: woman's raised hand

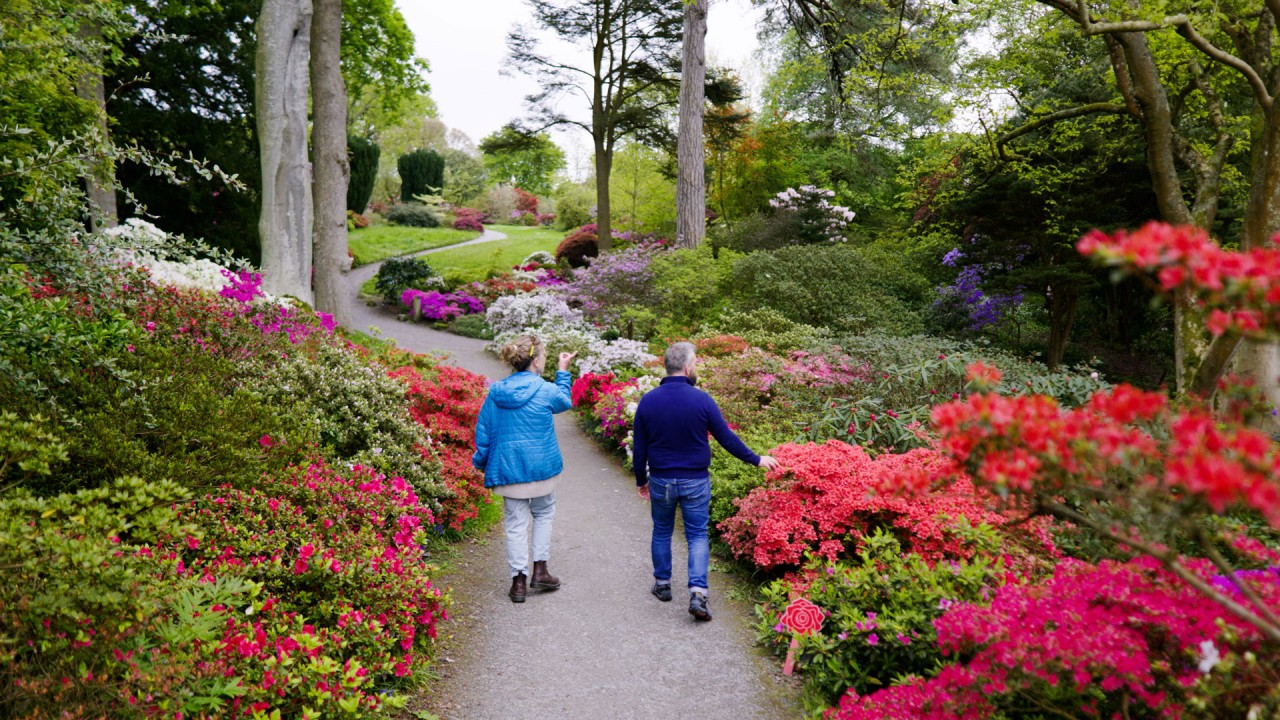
[558,352,578,371]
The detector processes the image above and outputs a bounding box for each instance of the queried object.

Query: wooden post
[411,296,422,322]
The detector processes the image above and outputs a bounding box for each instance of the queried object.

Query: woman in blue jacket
[473,334,576,603]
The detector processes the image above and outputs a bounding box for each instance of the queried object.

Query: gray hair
[664,341,697,375]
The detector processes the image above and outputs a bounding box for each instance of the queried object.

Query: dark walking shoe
[651,582,672,602]
[530,561,561,590]
[689,592,712,621]
[509,572,527,603]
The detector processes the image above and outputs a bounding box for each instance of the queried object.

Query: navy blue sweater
[631,376,760,486]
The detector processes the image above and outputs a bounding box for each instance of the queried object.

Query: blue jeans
[649,475,710,593]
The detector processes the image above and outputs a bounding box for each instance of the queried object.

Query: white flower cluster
[511,267,554,283]
[486,291,585,336]
[107,219,236,295]
[522,251,557,266]
[768,185,856,243]
[578,336,657,376]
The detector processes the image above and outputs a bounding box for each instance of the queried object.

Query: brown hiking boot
[530,561,561,590]
[509,572,527,603]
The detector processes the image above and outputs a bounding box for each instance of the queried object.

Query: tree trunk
[310,0,350,327]
[675,0,707,249]
[1045,284,1078,372]
[1228,98,1280,425]
[75,19,116,231]
[256,0,314,304]
[595,143,613,251]
[1114,31,1206,393]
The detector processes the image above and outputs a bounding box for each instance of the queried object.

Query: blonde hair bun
[500,335,543,371]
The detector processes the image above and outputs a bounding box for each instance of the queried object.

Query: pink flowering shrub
[829,555,1280,720]
[156,459,448,714]
[720,441,1057,571]
[1,459,450,718]
[571,372,631,409]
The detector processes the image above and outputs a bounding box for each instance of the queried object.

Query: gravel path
[343,245,800,720]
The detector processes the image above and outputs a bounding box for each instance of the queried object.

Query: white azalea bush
[485,291,585,336]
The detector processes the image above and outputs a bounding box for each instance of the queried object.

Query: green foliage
[398,149,445,202]
[609,141,675,237]
[348,135,381,213]
[373,256,440,305]
[478,124,567,197]
[0,412,69,488]
[252,343,449,509]
[385,201,441,228]
[705,307,832,352]
[553,182,596,230]
[724,245,925,335]
[755,530,1004,714]
[450,314,493,339]
[34,340,311,497]
[648,243,739,330]
[442,146,488,206]
[0,475,201,716]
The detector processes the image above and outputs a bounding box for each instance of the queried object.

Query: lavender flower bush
[931,248,1024,331]
[486,292,585,336]
[561,244,665,324]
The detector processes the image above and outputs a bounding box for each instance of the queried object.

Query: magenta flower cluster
[400,288,485,321]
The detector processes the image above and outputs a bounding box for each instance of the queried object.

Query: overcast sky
[399,0,768,169]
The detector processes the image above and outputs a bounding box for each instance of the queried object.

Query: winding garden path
[343,247,800,720]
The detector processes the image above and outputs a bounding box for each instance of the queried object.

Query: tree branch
[1195,526,1280,631]
[1075,1,1272,107]
[996,103,1129,158]
[1044,500,1280,642]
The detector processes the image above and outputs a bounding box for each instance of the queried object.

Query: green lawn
[358,224,565,297]
[348,225,481,266]
[425,224,563,284]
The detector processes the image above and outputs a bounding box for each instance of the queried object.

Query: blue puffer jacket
[472,370,573,488]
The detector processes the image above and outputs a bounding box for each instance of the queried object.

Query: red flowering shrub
[452,207,485,233]
[461,274,539,305]
[515,188,539,215]
[720,441,1056,571]
[555,224,599,268]
[391,364,491,530]
[829,556,1280,720]
[694,334,751,357]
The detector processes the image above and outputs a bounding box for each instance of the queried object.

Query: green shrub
[397,149,445,203]
[704,307,831,352]
[724,245,925,335]
[251,343,450,511]
[450,313,493,339]
[36,341,311,496]
[755,529,1005,715]
[553,182,595,230]
[709,212,805,253]
[0,412,68,489]
[709,427,789,527]
[347,135,381,213]
[384,202,440,228]
[0,476,206,716]
[649,243,739,330]
[374,256,440,305]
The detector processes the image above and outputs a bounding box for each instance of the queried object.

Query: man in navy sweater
[633,341,779,621]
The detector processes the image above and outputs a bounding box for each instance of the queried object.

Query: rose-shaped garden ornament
[779,597,825,635]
